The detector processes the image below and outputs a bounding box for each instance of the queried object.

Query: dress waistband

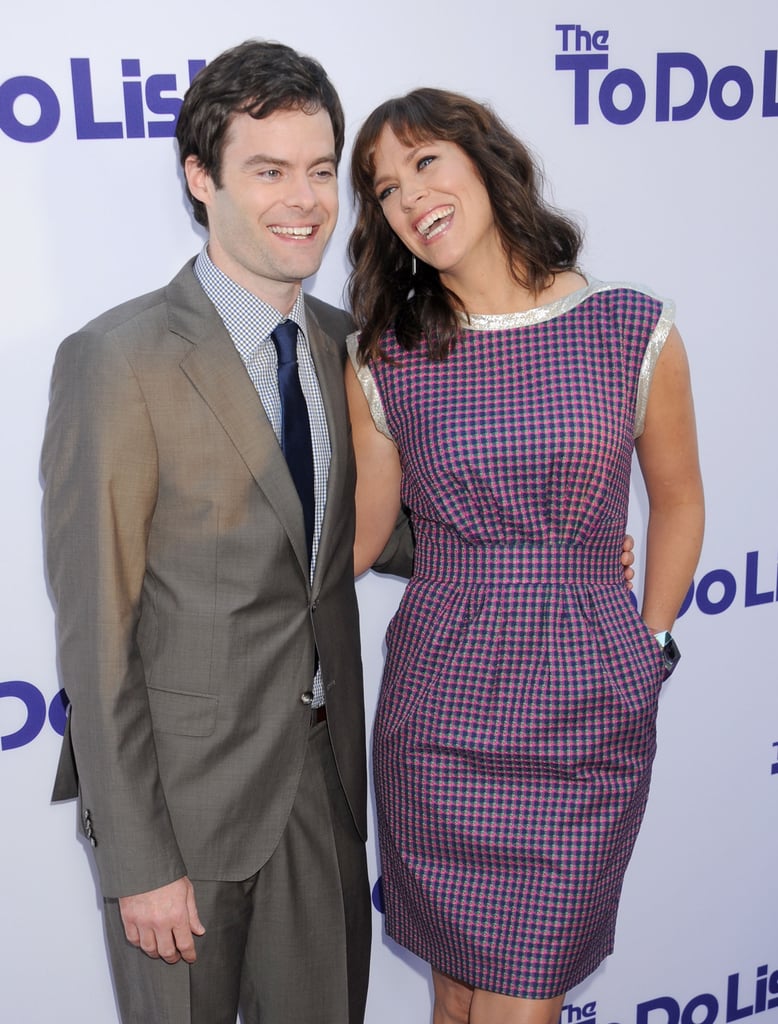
[413,535,622,585]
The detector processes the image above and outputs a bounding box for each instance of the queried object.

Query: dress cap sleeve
[346,333,394,442]
[634,297,675,438]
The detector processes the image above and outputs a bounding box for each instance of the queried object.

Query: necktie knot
[272,320,299,366]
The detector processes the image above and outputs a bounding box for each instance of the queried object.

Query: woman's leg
[432,968,565,1024]
[432,969,474,1024]
[470,989,565,1024]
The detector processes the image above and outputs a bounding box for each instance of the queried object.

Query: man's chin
[276,253,329,284]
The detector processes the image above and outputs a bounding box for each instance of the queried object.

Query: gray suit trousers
[104,722,370,1024]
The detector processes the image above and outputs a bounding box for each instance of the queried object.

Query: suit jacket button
[82,809,97,846]
[300,691,314,706]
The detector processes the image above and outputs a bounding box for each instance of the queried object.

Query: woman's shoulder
[346,324,404,364]
[582,273,673,311]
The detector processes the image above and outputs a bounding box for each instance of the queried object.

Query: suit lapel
[167,263,311,579]
[304,303,348,589]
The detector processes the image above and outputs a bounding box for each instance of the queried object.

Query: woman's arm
[345,361,403,577]
[635,325,705,632]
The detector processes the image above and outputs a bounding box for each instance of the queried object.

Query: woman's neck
[442,267,587,316]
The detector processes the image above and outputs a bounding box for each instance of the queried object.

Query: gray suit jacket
[42,260,366,898]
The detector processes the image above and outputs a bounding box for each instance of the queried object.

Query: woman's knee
[432,969,474,1023]
[469,990,565,1024]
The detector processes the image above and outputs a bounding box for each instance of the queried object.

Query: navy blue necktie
[272,320,315,565]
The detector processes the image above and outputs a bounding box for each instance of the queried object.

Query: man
[42,40,382,1024]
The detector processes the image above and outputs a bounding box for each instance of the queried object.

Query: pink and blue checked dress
[350,279,674,997]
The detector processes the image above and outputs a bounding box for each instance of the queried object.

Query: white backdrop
[2,2,777,1021]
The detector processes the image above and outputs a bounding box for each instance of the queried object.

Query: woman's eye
[377,185,397,202]
[417,155,435,171]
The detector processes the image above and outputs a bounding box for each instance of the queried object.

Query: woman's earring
[407,253,417,301]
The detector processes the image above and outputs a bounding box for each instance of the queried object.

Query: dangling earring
[407,254,417,301]
[411,255,417,276]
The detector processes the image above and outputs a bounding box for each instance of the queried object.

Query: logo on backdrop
[565,965,778,1024]
[677,549,777,619]
[562,1000,597,1024]
[554,24,778,124]
[0,58,206,143]
[0,681,66,750]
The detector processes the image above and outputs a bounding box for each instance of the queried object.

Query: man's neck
[205,242,303,317]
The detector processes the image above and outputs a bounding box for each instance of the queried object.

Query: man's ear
[184,155,211,205]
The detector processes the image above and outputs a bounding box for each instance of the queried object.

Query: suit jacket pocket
[147,686,218,737]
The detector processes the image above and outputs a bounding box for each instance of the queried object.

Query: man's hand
[119,876,205,964]
[621,533,635,590]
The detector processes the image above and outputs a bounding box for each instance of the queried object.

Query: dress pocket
[377,581,479,735]
[588,588,667,716]
[622,593,668,679]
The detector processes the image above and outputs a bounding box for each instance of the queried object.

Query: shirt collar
[193,245,309,350]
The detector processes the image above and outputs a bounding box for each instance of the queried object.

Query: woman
[345,89,704,1023]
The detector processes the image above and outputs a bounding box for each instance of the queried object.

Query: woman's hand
[621,534,635,590]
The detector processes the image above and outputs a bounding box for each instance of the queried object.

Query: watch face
[661,635,681,675]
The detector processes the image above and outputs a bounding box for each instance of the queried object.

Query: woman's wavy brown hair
[347,88,583,361]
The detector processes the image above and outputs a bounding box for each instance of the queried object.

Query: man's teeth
[417,206,454,238]
[269,226,314,236]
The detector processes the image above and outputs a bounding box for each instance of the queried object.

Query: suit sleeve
[42,330,187,897]
[372,505,415,579]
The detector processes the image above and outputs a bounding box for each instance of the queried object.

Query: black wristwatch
[653,630,681,676]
